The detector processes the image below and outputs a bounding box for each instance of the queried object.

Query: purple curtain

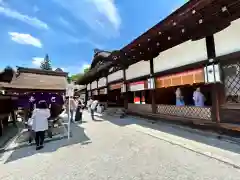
[16,92,64,108]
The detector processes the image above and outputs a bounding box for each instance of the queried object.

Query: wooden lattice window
[222,62,240,104]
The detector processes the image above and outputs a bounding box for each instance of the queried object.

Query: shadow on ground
[104,114,240,155]
[0,124,19,149]
[4,123,91,164]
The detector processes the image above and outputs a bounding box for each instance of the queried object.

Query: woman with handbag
[31,100,50,150]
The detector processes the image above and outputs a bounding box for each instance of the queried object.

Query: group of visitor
[26,95,105,151]
[175,87,206,107]
[86,97,99,120]
[65,97,84,123]
[27,96,84,151]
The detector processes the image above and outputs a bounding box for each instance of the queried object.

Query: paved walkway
[0,111,240,180]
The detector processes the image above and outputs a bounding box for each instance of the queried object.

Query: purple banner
[16,92,64,108]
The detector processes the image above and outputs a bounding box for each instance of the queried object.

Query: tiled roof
[0,67,68,90]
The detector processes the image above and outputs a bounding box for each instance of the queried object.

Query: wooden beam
[205,35,221,123]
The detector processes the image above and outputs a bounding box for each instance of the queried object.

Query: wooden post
[90,83,92,97]
[150,58,156,113]
[96,79,99,100]
[123,69,128,109]
[106,75,109,108]
[85,85,88,104]
[206,35,220,123]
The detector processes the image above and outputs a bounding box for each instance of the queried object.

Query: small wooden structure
[0,67,68,123]
[1,67,68,94]
[0,67,17,137]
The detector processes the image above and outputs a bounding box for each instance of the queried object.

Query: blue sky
[0,0,185,75]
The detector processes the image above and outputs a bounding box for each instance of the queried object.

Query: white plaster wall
[87,84,90,90]
[98,77,107,88]
[214,18,240,57]
[153,39,207,73]
[108,70,123,82]
[126,60,150,80]
[91,81,97,89]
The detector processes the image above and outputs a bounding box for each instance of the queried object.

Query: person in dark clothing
[48,102,64,138]
[75,100,83,123]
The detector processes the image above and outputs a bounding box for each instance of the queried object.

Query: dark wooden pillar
[90,83,92,97]
[96,79,99,100]
[85,85,88,103]
[123,69,128,109]
[106,75,109,108]
[150,58,156,113]
[206,35,220,123]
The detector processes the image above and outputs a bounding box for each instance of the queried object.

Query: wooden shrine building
[78,0,240,127]
[1,67,68,94]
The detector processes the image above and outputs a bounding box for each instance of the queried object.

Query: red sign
[109,82,123,90]
[129,81,146,92]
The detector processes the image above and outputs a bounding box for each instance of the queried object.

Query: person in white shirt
[87,97,93,112]
[31,100,50,150]
[65,97,78,123]
[90,98,98,120]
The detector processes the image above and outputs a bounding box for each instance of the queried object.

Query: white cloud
[32,57,44,66]
[59,17,75,32]
[53,0,121,37]
[80,64,90,72]
[0,5,48,30]
[9,32,42,48]
[92,0,121,30]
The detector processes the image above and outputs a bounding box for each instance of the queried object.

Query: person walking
[90,98,98,120]
[65,97,77,123]
[31,100,50,150]
[27,102,35,144]
[75,99,83,123]
[87,97,93,112]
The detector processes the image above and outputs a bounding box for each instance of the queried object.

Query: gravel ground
[0,111,240,180]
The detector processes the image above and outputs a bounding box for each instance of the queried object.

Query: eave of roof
[90,50,112,69]
[17,67,68,77]
[78,0,240,84]
[120,0,240,61]
[77,61,114,84]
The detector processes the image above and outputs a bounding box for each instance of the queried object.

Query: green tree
[40,54,52,70]
[69,66,90,82]
[70,73,83,82]
[83,67,90,74]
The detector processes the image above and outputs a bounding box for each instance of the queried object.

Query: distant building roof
[55,68,64,72]
[0,67,68,90]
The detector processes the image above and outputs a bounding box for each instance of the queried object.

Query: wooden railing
[156,104,212,120]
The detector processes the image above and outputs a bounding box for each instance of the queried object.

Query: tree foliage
[40,54,52,70]
[70,66,90,82]
[83,67,90,74]
[70,73,83,82]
